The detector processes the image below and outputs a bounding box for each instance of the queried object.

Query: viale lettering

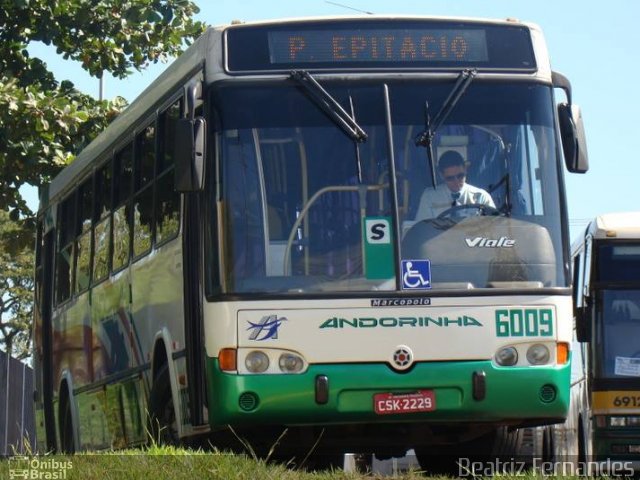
[465,236,515,248]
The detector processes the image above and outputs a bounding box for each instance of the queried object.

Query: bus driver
[414,150,495,221]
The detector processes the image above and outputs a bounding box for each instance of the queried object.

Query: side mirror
[558,103,589,173]
[175,117,206,192]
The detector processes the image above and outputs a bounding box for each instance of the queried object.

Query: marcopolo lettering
[371,298,431,307]
[319,316,482,329]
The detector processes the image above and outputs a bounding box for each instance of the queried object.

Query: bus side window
[133,122,156,257]
[75,177,93,292]
[55,194,75,304]
[93,161,112,283]
[113,143,133,272]
[156,101,181,244]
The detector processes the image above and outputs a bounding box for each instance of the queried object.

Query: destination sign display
[226,20,536,72]
[268,29,488,64]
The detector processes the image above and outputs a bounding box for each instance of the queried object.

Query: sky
[28,0,640,240]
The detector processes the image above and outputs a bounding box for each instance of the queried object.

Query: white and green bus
[547,212,640,474]
[33,15,588,468]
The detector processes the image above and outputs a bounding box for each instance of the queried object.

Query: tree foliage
[0,0,205,357]
[0,79,126,221]
[0,210,34,359]
[0,0,205,219]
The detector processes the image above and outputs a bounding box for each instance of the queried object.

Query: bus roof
[585,212,640,240]
[216,14,539,29]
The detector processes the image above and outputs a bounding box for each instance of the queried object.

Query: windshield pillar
[383,84,402,291]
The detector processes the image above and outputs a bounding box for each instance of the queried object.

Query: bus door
[34,218,57,451]
[182,80,206,426]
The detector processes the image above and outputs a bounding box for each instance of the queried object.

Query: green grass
[0,446,584,480]
[0,445,433,480]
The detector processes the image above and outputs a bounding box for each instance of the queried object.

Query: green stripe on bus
[205,357,570,428]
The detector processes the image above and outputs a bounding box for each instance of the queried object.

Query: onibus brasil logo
[247,315,287,341]
[9,456,73,479]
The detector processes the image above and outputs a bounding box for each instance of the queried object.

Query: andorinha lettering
[319,315,482,329]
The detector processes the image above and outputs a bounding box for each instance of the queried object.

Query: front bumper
[206,358,570,428]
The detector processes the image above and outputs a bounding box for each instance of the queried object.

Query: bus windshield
[597,289,640,378]
[594,243,640,377]
[214,80,566,294]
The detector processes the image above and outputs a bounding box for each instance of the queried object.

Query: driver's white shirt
[414,183,495,221]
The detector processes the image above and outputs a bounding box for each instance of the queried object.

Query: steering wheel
[436,203,501,220]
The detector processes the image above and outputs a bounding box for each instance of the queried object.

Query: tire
[415,427,524,475]
[578,419,587,465]
[59,396,75,454]
[148,365,179,445]
[543,426,556,462]
[488,426,525,458]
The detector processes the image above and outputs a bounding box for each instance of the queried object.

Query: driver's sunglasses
[444,172,466,182]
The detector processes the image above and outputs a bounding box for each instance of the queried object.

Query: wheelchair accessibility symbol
[401,260,432,290]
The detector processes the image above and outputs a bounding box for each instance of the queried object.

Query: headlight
[279,353,305,373]
[245,350,269,373]
[526,344,550,365]
[495,346,518,366]
[238,348,308,374]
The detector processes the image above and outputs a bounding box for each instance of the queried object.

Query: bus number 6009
[495,308,553,337]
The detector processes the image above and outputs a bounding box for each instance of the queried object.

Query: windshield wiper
[290,70,368,143]
[415,69,477,188]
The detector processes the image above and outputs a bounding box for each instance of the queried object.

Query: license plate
[373,390,436,415]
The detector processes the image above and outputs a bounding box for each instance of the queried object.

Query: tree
[0,0,206,219]
[0,79,126,220]
[0,210,34,359]
[0,0,205,357]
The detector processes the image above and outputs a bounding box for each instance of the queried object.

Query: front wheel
[148,365,179,445]
[415,427,524,475]
[59,394,76,454]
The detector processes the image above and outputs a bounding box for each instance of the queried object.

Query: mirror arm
[184,79,202,120]
[552,71,572,105]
